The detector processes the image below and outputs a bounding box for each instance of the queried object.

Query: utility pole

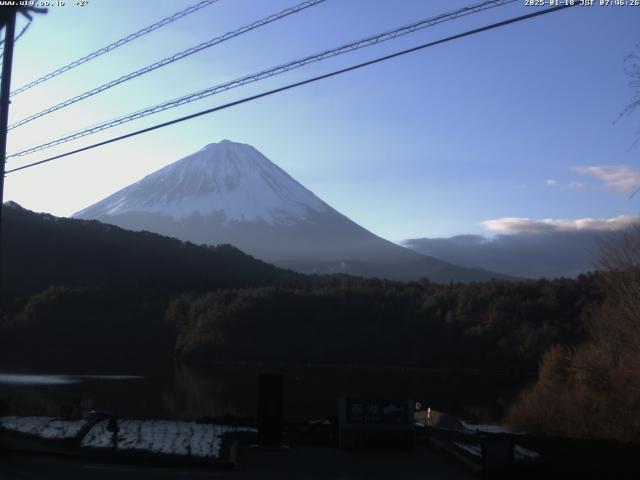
[0,6,46,295]
[0,8,17,293]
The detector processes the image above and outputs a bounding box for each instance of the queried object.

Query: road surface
[0,445,475,479]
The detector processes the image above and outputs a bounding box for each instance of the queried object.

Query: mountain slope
[277,257,515,283]
[74,140,418,265]
[74,140,511,282]
[0,202,302,298]
[75,140,329,227]
[403,232,606,279]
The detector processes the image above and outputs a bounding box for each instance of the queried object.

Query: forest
[0,202,304,300]
[164,276,601,371]
[0,275,604,400]
[0,203,638,442]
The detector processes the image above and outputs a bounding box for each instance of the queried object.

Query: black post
[0,9,17,292]
[257,373,284,445]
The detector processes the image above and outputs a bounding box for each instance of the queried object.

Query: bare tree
[619,45,640,145]
[507,223,640,441]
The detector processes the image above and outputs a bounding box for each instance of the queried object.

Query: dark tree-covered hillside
[165,276,601,372]
[0,203,303,300]
[0,275,602,372]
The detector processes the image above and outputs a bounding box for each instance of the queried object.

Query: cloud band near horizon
[572,165,640,192]
[482,214,640,235]
[403,213,639,279]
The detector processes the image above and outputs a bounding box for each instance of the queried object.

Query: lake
[0,364,523,423]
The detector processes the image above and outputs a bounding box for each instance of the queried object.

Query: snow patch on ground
[81,419,253,458]
[1,416,255,459]
[455,442,481,457]
[515,445,541,460]
[461,421,516,434]
[0,416,85,439]
[454,442,540,462]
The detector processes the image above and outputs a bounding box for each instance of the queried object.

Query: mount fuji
[74,140,509,282]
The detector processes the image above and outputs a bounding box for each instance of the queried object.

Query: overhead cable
[6,4,576,174]
[10,0,221,97]
[8,0,516,155]
[8,0,327,130]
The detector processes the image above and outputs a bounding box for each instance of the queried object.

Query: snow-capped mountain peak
[74,140,329,225]
[73,140,514,281]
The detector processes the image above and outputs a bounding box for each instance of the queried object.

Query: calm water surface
[0,365,521,423]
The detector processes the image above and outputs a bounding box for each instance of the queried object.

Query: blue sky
[4,0,640,241]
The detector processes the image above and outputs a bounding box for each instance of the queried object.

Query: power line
[6,4,576,175]
[0,20,31,61]
[10,0,220,97]
[14,20,31,43]
[8,0,516,158]
[8,0,327,131]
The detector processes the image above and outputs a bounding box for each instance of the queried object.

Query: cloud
[572,165,640,192]
[404,214,640,279]
[568,181,584,189]
[482,215,640,235]
[545,179,558,187]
